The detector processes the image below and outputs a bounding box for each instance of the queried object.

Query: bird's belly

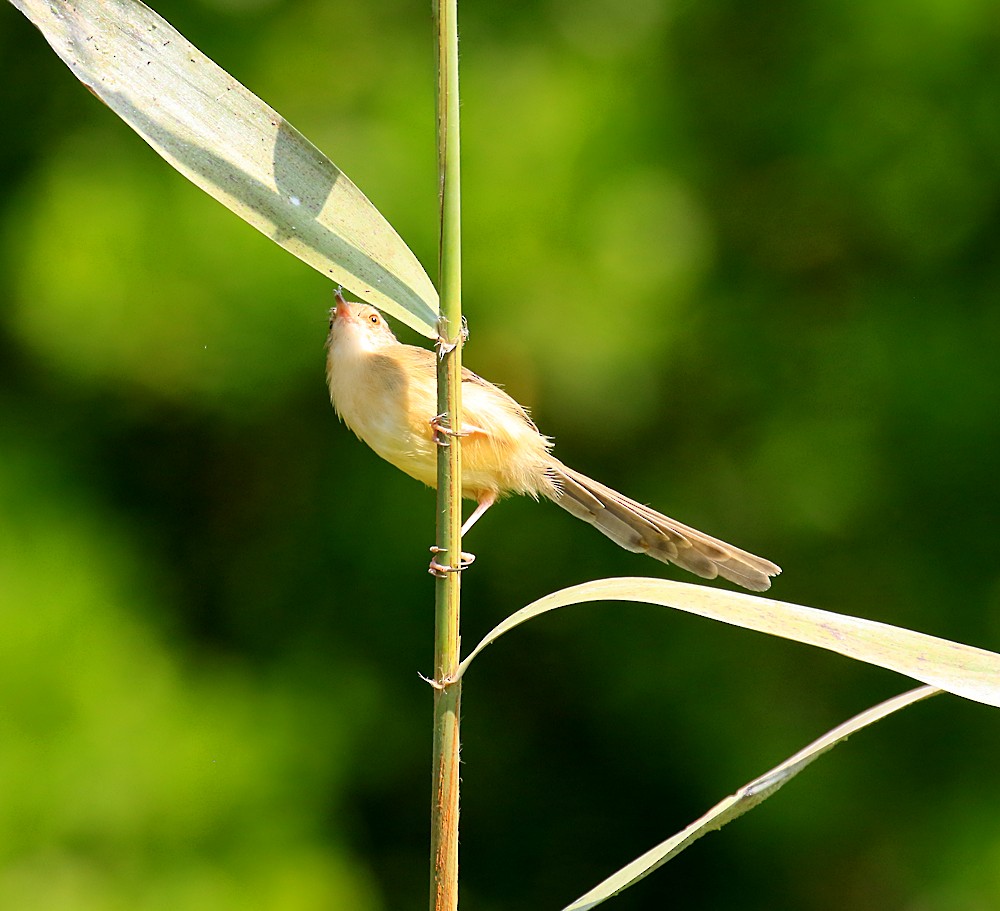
[460,427,553,501]
[362,417,438,488]
[367,417,538,501]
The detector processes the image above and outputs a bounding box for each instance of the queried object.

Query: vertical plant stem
[431,0,462,909]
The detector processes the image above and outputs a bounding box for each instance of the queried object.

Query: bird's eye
[368,314,379,326]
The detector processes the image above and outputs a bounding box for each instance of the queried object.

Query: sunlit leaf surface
[11,0,439,336]
[458,577,1000,708]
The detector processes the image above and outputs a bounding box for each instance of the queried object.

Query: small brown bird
[325,293,780,590]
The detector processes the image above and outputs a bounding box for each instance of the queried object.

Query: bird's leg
[427,493,496,576]
[461,492,496,536]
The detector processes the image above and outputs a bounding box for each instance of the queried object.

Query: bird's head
[328,290,399,355]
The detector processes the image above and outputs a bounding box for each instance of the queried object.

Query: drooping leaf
[561,685,939,910]
[456,577,1000,708]
[10,0,439,336]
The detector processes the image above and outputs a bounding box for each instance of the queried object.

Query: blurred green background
[3,0,1000,908]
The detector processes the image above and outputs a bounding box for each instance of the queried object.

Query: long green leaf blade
[10,0,439,336]
[457,577,1000,708]
[562,685,939,910]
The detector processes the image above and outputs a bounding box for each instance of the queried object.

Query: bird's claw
[428,545,476,577]
[430,413,469,446]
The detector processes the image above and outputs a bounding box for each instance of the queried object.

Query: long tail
[545,462,780,591]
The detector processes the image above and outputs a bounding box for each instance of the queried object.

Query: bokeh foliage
[2,0,1000,908]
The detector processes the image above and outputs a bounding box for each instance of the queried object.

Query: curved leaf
[11,0,439,336]
[562,685,940,910]
[457,577,1000,708]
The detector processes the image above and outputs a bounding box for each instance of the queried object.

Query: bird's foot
[428,545,476,577]
[430,412,469,446]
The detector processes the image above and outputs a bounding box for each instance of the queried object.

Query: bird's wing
[461,368,540,434]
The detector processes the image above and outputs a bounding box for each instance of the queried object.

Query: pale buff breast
[328,338,555,501]
[327,347,433,480]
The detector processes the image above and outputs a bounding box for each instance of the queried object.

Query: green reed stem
[430,0,462,908]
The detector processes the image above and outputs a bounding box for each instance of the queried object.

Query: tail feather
[546,463,780,592]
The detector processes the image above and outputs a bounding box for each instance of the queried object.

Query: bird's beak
[333,289,353,323]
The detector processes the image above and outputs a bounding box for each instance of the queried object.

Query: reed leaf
[10,0,439,336]
[562,685,940,910]
[457,577,1000,708]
